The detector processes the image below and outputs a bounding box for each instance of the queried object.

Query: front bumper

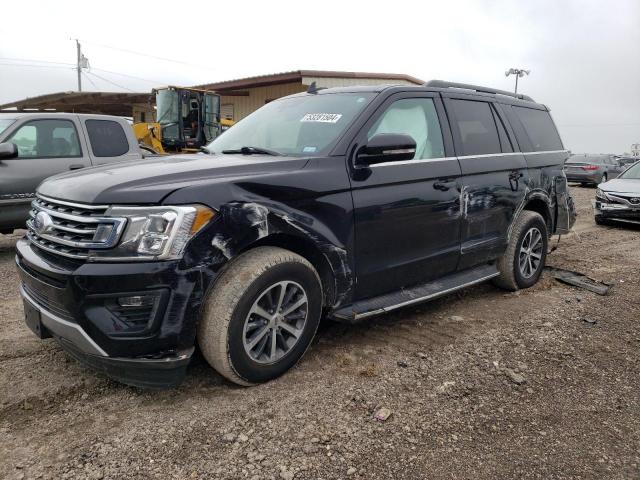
[593,200,640,224]
[15,238,208,388]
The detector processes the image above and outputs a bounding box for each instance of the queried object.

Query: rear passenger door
[349,93,462,299]
[81,118,141,166]
[443,95,528,269]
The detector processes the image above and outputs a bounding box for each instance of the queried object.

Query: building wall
[132,103,156,123]
[220,83,307,121]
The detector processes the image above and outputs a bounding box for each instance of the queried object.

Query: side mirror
[0,142,18,160]
[356,133,416,166]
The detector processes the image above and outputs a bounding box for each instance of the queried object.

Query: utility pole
[76,39,82,92]
[505,68,530,94]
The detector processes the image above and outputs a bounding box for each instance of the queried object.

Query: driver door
[349,93,462,300]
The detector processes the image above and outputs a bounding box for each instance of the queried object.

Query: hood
[599,178,640,194]
[37,153,309,204]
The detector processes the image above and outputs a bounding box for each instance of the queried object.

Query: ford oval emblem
[33,211,53,235]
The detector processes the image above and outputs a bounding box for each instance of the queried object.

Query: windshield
[156,89,180,140]
[206,92,376,156]
[0,119,15,135]
[620,161,640,179]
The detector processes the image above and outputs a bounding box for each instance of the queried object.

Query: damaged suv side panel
[164,156,356,311]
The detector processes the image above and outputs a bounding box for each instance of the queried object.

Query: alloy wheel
[518,227,544,279]
[242,281,308,364]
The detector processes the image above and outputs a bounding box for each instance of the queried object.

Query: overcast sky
[1,0,638,154]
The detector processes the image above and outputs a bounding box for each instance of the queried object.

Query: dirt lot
[1,186,639,480]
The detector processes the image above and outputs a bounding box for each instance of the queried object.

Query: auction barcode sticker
[300,113,343,123]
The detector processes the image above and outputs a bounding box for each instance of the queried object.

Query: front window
[7,119,81,158]
[206,92,376,156]
[0,119,15,135]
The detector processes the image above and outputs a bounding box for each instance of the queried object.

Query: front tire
[493,211,548,291]
[198,247,323,386]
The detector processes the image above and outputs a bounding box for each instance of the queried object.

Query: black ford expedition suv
[15,81,575,388]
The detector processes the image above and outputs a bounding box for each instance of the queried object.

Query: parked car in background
[0,113,145,234]
[16,81,576,388]
[615,155,639,167]
[564,154,627,186]
[594,160,640,225]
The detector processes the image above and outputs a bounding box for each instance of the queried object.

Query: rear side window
[513,107,563,152]
[85,120,129,157]
[450,100,501,156]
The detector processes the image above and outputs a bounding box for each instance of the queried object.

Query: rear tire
[493,211,548,291]
[601,173,608,183]
[198,247,323,386]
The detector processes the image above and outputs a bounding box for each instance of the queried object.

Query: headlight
[595,188,609,202]
[88,205,215,261]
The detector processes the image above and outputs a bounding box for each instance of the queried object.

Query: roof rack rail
[425,80,534,102]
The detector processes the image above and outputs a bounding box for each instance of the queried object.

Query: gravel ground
[1,186,639,480]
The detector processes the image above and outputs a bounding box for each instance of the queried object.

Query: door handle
[433,179,456,191]
[68,164,85,170]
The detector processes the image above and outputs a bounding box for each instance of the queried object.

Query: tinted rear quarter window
[513,107,563,152]
[450,100,501,156]
[85,120,129,157]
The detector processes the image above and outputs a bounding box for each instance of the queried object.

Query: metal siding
[220,83,306,121]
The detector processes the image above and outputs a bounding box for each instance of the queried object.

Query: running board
[331,264,499,323]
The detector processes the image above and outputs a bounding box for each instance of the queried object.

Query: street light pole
[505,68,530,94]
[76,39,82,92]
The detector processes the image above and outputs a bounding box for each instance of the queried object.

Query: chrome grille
[27,195,125,260]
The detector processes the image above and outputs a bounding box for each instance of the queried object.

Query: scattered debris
[504,368,526,385]
[397,360,408,368]
[347,467,357,476]
[221,433,236,443]
[546,267,612,295]
[416,352,429,359]
[583,318,598,325]
[374,407,392,421]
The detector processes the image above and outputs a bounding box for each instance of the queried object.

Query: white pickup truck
[0,113,145,234]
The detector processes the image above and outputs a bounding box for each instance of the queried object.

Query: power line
[1,56,172,86]
[80,39,214,71]
[0,57,75,66]
[82,72,99,90]
[0,62,74,70]
[90,67,166,85]
[85,71,135,92]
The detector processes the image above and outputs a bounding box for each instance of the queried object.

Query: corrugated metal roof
[196,70,425,92]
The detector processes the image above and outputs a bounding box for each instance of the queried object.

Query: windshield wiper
[221,146,281,156]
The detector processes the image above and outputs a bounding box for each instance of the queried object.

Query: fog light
[117,295,157,308]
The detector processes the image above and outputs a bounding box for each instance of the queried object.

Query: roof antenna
[307,81,325,94]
